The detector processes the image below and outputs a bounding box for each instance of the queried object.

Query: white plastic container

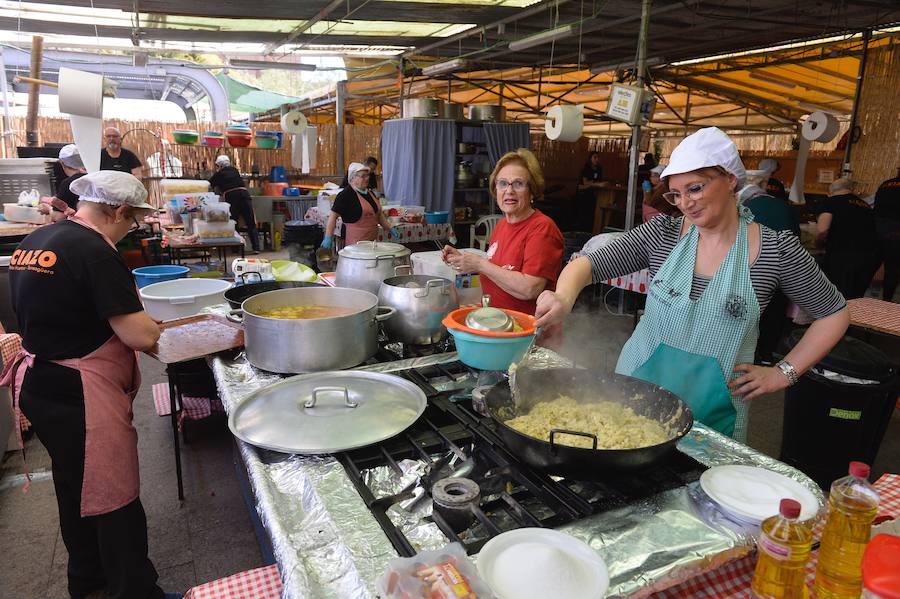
[411,249,486,306]
[4,203,49,225]
[139,278,232,321]
[195,219,237,241]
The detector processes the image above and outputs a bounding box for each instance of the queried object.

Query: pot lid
[466,307,514,332]
[284,219,320,230]
[228,371,426,454]
[339,240,410,259]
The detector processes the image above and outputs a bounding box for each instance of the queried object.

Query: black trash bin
[779,330,898,489]
[283,220,323,269]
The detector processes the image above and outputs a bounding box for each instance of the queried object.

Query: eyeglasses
[496,179,528,192]
[662,174,722,205]
[128,217,142,232]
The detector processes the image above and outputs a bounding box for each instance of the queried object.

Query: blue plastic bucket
[270,166,288,182]
[447,327,536,370]
[425,211,449,224]
[132,265,190,288]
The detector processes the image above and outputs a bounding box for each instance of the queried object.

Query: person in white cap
[3,170,182,599]
[535,127,849,442]
[208,154,260,253]
[758,157,787,200]
[39,144,88,221]
[322,161,399,248]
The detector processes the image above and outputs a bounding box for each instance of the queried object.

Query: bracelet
[775,360,798,386]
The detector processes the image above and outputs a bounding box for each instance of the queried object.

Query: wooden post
[25,35,43,147]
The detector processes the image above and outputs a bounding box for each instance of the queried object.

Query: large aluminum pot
[378,275,459,345]
[336,240,412,295]
[403,98,444,118]
[469,104,506,122]
[232,287,395,373]
[443,102,466,120]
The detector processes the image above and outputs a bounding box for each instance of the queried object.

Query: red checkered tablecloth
[185,564,282,599]
[652,473,900,598]
[151,383,224,429]
[304,206,456,244]
[847,297,900,338]
[603,269,653,294]
[0,333,31,439]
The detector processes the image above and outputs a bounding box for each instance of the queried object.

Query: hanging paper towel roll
[58,68,105,173]
[545,105,583,142]
[789,112,841,203]
[281,111,308,134]
[801,111,840,142]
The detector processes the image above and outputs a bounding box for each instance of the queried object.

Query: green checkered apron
[616,207,760,441]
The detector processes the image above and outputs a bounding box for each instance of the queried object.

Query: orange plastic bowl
[442,306,536,338]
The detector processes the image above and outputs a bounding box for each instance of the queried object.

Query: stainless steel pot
[457,142,476,154]
[455,161,475,188]
[231,287,395,373]
[336,240,412,295]
[469,104,506,122]
[403,98,444,118]
[443,102,466,120]
[378,275,459,345]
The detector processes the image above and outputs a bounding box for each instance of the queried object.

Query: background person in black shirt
[817,177,881,299]
[100,126,143,177]
[580,151,606,188]
[874,167,900,301]
[38,144,86,221]
[208,155,260,253]
[759,157,788,200]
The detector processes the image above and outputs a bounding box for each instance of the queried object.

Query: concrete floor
[1,280,897,597]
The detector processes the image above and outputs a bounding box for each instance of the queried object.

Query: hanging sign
[606,83,656,126]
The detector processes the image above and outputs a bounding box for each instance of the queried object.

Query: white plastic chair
[469,215,502,250]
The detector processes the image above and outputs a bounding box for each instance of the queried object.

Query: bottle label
[759,535,792,560]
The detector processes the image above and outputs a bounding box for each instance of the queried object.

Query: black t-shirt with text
[55,172,86,211]
[100,147,142,173]
[10,220,143,359]
[766,177,788,200]
[874,176,900,222]
[821,193,878,254]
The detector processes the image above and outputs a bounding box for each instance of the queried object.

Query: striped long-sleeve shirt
[586,215,846,318]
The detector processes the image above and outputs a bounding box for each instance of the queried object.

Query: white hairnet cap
[660,127,746,186]
[758,158,779,175]
[215,155,231,167]
[347,162,370,180]
[58,144,85,170]
[70,170,154,210]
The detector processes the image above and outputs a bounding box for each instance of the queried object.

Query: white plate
[477,528,608,599]
[699,465,820,524]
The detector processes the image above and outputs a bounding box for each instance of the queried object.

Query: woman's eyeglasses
[496,179,528,192]
[662,172,726,205]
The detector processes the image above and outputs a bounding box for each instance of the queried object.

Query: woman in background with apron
[535,128,849,442]
[208,154,260,254]
[2,171,179,599]
[321,162,399,249]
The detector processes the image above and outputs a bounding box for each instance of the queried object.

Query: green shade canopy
[216,74,301,114]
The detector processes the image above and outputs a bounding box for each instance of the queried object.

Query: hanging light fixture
[421,58,469,76]
[507,24,575,52]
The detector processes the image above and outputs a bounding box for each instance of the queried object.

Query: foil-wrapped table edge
[208,349,824,599]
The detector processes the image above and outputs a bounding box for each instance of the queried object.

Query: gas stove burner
[432,477,481,533]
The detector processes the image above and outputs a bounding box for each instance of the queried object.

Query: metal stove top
[334,359,707,557]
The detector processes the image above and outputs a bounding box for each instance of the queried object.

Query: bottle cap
[849,461,871,479]
[779,498,802,519]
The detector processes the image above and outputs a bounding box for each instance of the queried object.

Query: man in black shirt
[817,178,880,299]
[208,155,260,253]
[100,127,143,177]
[874,167,900,301]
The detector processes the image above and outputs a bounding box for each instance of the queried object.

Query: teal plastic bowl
[132,265,190,288]
[447,327,536,370]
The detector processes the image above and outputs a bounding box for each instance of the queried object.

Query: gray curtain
[382,119,455,212]
[484,122,531,164]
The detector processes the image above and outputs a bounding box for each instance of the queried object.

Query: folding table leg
[167,368,185,501]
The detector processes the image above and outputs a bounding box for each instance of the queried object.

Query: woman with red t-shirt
[443,148,564,344]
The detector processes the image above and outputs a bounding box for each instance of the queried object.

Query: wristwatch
[775,360,798,386]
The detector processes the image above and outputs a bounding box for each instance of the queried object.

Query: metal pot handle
[367,254,395,268]
[394,264,413,275]
[239,271,263,284]
[305,386,358,409]
[414,278,446,298]
[375,306,397,321]
[226,309,244,323]
[549,429,598,453]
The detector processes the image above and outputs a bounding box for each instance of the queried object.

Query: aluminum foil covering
[210,348,823,599]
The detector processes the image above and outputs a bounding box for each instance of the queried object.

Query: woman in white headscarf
[535,128,849,442]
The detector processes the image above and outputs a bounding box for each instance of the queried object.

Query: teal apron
[616,207,760,441]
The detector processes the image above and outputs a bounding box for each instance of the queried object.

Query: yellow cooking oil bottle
[751,498,812,599]
[815,461,881,599]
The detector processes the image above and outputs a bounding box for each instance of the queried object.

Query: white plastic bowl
[139,278,232,321]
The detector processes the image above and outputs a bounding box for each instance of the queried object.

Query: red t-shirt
[480,209,564,315]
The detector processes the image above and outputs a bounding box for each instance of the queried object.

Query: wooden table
[167,240,245,272]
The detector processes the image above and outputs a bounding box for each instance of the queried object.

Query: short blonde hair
[489,148,545,200]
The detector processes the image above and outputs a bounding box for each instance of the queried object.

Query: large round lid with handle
[339,240,410,260]
[228,371,426,454]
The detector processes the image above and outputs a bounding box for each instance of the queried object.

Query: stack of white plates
[699,465,820,525]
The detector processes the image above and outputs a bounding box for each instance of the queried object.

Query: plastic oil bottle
[815,461,881,599]
[751,498,812,599]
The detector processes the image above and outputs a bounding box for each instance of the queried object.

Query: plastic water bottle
[751,498,812,599]
[814,461,881,599]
